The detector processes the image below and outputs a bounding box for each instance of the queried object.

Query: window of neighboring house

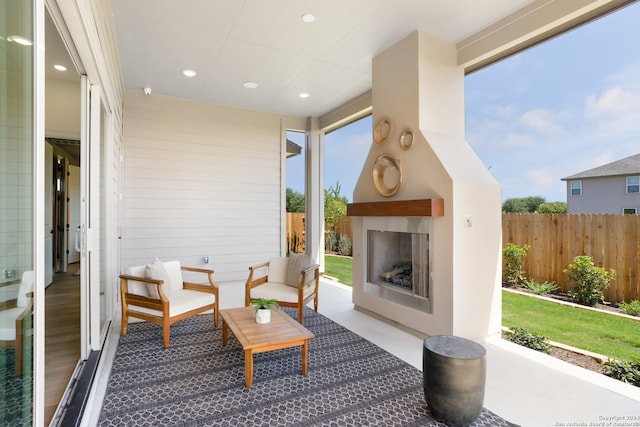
[570,180,582,196]
[626,176,640,193]
[623,208,637,214]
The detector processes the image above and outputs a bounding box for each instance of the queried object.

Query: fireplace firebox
[365,229,431,313]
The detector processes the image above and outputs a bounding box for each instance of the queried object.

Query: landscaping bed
[503,286,640,378]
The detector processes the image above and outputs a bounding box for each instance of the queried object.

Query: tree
[324,182,348,229]
[536,202,567,213]
[286,188,305,212]
[324,182,348,253]
[502,196,546,213]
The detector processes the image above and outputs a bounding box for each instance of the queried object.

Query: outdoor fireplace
[366,229,430,312]
[347,31,502,339]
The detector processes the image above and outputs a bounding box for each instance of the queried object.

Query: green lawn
[324,255,352,287]
[502,290,640,361]
[322,256,640,360]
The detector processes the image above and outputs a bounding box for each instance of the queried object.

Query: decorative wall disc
[372,153,402,197]
[399,129,414,150]
[373,118,393,145]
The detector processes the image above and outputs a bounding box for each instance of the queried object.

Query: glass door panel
[0,0,35,424]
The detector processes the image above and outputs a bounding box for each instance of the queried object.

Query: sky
[287,2,640,203]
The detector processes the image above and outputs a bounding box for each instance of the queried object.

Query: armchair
[119,258,218,348]
[0,271,34,376]
[245,253,320,323]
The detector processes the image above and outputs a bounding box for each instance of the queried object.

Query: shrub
[603,358,640,387]
[564,255,615,307]
[504,327,550,353]
[287,232,303,254]
[337,234,352,256]
[502,243,531,287]
[522,278,558,295]
[619,300,640,317]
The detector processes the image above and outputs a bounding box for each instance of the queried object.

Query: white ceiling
[110,0,535,118]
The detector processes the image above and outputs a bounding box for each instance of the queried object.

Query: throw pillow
[286,253,311,288]
[145,257,171,299]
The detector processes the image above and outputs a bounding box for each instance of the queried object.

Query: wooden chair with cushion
[119,257,219,348]
[245,253,320,323]
[0,270,34,376]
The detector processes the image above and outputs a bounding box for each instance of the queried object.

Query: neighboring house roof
[561,153,640,180]
[286,139,302,158]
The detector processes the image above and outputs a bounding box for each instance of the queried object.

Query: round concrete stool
[423,335,486,426]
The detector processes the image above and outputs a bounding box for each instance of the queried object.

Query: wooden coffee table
[220,306,315,388]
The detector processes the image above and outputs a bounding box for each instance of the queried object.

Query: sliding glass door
[0,0,37,424]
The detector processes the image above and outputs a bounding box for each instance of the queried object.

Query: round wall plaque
[372,153,402,197]
[399,129,414,150]
[373,118,393,145]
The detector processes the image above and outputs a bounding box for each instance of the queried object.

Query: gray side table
[423,335,486,426]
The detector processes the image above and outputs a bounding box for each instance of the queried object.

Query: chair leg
[163,318,170,348]
[121,313,128,337]
[297,304,304,323]
[314,292,319,312]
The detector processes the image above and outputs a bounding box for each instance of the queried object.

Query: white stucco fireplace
[347,31,503,341]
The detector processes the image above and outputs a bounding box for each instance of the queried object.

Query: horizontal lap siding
[502,213,640,304]
[122,92,287,281]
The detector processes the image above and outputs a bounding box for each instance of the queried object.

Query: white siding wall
[567,176,640,214]
[0,72,32,285]
[122,91,295,282]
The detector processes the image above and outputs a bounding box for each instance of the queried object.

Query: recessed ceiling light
[182,69,197,77]
[53,64,67,71]
[8,35,33,46]
[299,92,310,99]
[243,81,258,89]
[301,13,315,23]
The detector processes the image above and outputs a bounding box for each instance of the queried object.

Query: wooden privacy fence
[287,212,640,303]
[503,213,639,304]
[286,213,353,254]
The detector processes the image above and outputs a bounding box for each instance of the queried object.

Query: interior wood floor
[45,263,81,425]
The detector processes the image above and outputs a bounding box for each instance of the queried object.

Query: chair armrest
[181,266,219,292]
[297,264,320,289]
[246,262,270,288]
[0,299,17,311]
[119,274,168,303]
[16,299,33,323]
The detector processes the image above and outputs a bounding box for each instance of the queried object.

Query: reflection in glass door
[0,0,36,424]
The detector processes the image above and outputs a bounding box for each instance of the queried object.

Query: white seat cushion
[249,281,315,304]
[130,289,215,318]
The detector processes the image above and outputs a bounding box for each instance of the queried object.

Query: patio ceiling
[104,0,631,118]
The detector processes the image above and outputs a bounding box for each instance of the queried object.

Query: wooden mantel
[347,198,444,217]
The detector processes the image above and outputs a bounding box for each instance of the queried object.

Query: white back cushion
[162,260,184,294]
[126,265,151,297]
[268,257,288,284]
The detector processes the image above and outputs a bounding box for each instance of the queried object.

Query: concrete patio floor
[83,277,640,426]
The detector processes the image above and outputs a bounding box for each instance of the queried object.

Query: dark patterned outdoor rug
[0,348,33,426]
[98,308,519,426]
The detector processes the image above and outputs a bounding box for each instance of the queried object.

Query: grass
[324,254,352,287]
[502,290,640,361]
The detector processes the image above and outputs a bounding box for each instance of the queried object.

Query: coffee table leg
[222,320,228,345]
[245,349,253,388]
[301,340,308,376]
